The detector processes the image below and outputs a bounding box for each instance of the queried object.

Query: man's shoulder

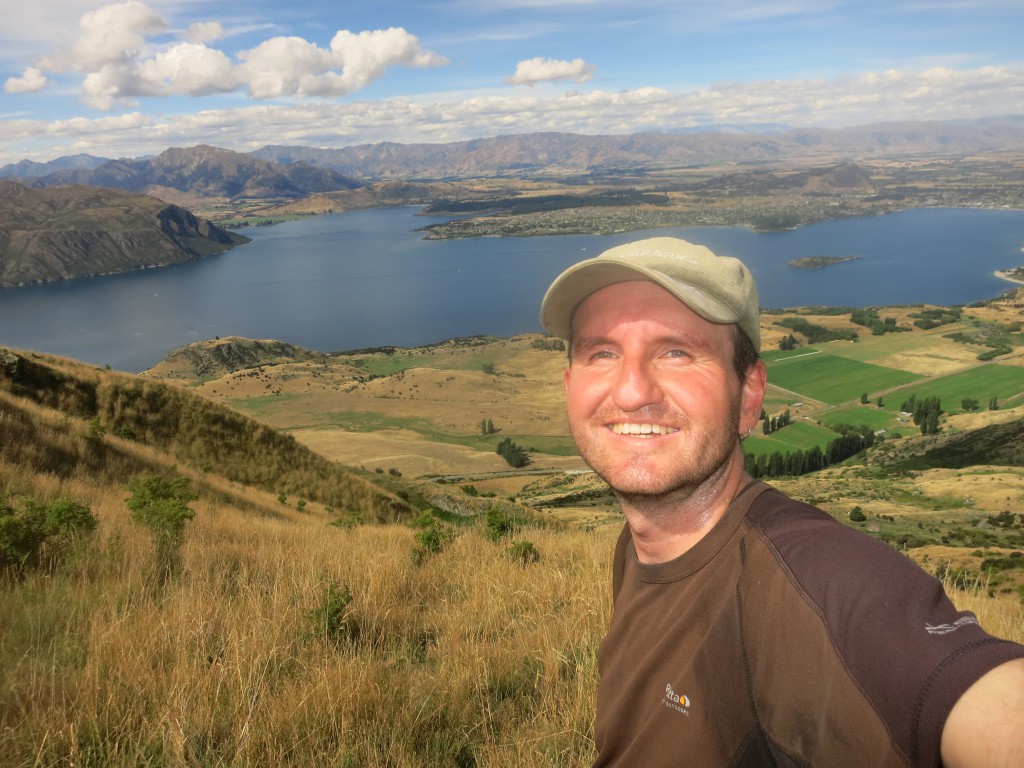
[746,483,873,541]
[742,483,921,585]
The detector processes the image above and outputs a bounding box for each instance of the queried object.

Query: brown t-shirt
[594,482,1024,767]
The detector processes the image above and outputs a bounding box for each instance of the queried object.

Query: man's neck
[619,446,750,564]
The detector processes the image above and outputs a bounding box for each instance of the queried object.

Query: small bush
[506,540,541,565]
[329,514,362,530]
[408,509,455,564]
[306,580,360,645]
[485,505,522,542]
[0,494,98,573]
[126,475,197,583]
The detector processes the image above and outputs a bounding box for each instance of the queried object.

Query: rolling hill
[0,181,250,287]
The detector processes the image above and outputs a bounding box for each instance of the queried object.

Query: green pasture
[819,405,917,436]
[765,351,923,405]
[881,364,1024,414]
[743,420,840,458]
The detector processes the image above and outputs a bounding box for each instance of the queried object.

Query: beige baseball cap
[540,236,761,350]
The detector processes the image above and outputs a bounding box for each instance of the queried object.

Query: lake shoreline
[995,269,1024,286]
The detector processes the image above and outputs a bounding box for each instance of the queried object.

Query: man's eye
[665,349,691,359]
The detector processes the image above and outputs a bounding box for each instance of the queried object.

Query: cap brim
[540,261,743,340]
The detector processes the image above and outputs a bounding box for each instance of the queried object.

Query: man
[539,236,1024,767]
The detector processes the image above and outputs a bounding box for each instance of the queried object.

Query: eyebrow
[570,330,720,359]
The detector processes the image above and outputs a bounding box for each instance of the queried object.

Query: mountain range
[3,145,362,200]
[5,117,1024,187]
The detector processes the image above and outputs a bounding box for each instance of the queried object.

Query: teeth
[609,423,679,436]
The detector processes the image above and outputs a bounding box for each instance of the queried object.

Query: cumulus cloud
[5,66,50,94]
[506,57,596,86]
[59,0,168,72]
[19,1,448,109]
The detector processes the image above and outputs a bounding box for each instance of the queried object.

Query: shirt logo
[925,615,980,635]
[663,683,691,716]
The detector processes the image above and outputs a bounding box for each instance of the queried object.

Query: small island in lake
[787,255,861,269]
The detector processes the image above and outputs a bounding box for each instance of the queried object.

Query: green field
[819,405,908,433]
[881,364,1024,414]
[765,350,923,405]
[743,420,840,458]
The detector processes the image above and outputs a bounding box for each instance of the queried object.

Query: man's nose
[612,356,663,411]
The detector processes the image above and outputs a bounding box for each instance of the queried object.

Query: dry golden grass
[1,480,615,767]
[3,478,1020,768]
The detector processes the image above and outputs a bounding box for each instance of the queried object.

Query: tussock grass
[1,485,614,767]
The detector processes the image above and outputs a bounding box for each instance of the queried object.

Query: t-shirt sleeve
[748,489,1024,767]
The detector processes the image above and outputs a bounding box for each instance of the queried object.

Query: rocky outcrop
[149,337,330,379]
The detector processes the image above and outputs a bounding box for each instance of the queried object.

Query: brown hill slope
[0,181,250,287]
[0,347,412,522]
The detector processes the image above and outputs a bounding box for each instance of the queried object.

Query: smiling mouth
[608,423,680,437]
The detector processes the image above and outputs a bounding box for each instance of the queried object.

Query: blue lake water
[1,206,1023,372]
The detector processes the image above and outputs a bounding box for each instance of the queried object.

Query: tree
[126,475,197,583]
[496,438,529,468]
[860,392,869,405]
[961,397,980,412]
[989,396,999,411]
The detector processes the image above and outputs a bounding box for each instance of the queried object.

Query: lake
[1,206,1023,372]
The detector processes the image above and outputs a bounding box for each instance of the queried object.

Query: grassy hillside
[2,345,595,766]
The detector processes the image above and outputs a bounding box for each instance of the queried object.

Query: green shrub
[506,540,541,565]
[306,580,359,645]
[126,475,197,583]
[485,505,522,542]
[0,494,97,573]
[408,509,455,564]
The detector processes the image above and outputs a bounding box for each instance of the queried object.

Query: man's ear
[739,359,767,436]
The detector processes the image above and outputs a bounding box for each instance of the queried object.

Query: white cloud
[3,65,1023,163]
[137,43,240,97]
[18,3,448,109]
[237,36,335,99]
[185,21,226,45]
[59,0,168,72]
[506,57,596,86]
[4,67,50,94]
[237,28,450,99]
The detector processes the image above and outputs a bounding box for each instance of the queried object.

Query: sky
[1,0,1023,165]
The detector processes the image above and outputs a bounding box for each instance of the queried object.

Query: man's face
[564,280,764,499]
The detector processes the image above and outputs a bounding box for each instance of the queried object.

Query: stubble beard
[571,403,742,506]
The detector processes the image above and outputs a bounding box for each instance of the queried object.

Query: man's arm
[940,658,1024,767]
